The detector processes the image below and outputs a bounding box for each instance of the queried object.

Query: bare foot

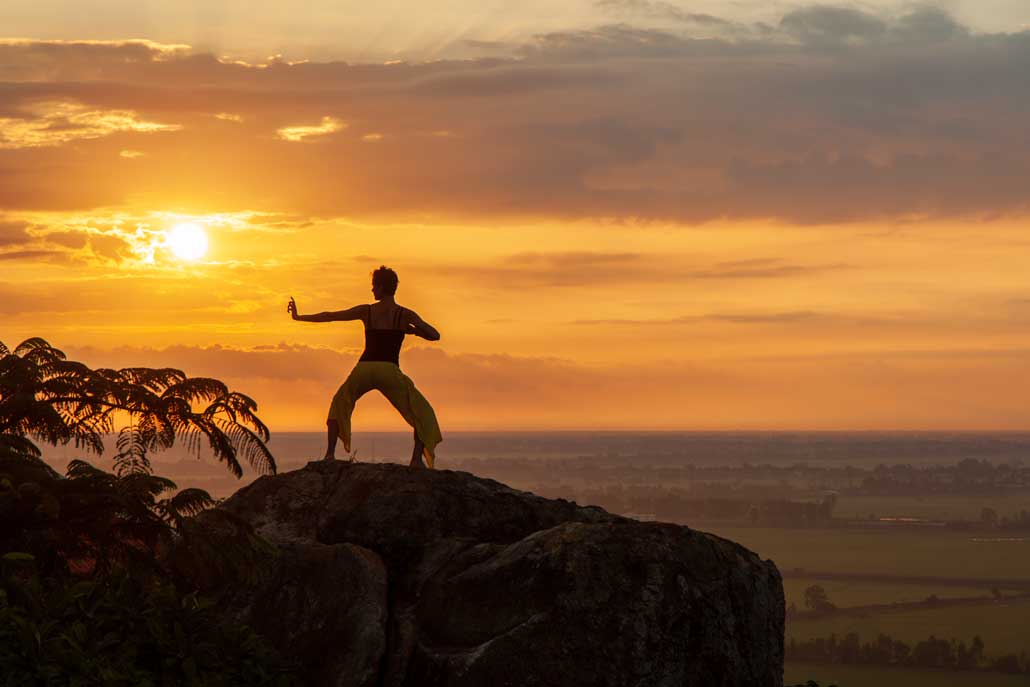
[409,456,426,469]
[323,453,336,461]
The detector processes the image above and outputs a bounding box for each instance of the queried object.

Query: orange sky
[3,4,1030,431]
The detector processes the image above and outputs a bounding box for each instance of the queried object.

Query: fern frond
[164,488,217,518]
[179,415,243,478]
[119,472,177,498]
[15,337,65,359]
[213,417,277,475]
[162,377,229,404]
[0,433,42,458]
[66,459,114,481]
[118,367,187,391]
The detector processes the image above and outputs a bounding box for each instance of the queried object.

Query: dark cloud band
[0,8,1028,224]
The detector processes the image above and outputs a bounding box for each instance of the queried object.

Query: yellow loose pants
[327,361,442,467]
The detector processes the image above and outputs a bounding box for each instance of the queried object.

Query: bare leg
[324,419,339,460]
[409,428,425,469]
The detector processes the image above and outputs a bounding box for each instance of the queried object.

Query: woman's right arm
[404,309,441,341]
[288,297,366,323]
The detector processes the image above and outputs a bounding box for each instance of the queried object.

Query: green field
[704,526,1030,580]
[706,525,1030,668]
[788,599,1030,655]
[835,493,1030,522]
[785,661,1029,687]
[783,578,989,609]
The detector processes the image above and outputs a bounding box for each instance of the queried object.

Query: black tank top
[359,304,406,364]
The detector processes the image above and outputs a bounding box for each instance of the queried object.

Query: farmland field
[705,526,1030,581]
[785,661,1030,687]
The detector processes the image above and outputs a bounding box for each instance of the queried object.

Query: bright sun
[167,223,209,261]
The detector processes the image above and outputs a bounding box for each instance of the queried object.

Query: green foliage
[0,337,276,477]
[0,337,279,575]
[0,337,296,684]
[0,563,300,686]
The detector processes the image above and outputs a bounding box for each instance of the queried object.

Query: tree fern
[1,338,282,575]
[0,337,278,477]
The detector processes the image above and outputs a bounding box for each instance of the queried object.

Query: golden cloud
[0,37,190,55]
[276,116,346,142]
[0,101,182,149]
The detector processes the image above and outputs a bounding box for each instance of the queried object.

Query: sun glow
[166,223,208,261]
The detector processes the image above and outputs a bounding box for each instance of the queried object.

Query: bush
[0,339,298,685]
[0,554,300,686]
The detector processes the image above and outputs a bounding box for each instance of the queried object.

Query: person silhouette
[288,266,442,468]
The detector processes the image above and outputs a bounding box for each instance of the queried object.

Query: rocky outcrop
[174,461,784,687]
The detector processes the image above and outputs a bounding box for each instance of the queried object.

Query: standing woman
[287,266,442,468]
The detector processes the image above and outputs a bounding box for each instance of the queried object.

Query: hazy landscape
[45,430,1029,685]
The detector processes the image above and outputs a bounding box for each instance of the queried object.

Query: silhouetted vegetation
[0,558,299,685]
[859,459,1030,497]
[803,585,836,614]
[0,338,297,684]
[787,632,1030,674]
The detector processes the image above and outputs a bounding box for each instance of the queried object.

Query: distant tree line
[859,458,1030,496]
[981,506,1030,531]
[573,485,838,526]
[460,456,1030,524]
[786,632,1030,674]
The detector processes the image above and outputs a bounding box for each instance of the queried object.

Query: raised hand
[287,296,298,320]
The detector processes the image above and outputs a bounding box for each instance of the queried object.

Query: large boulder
[175,461,783,687]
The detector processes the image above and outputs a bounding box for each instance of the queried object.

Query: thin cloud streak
[420,253,850,288]
[573,311,825,326]
[276,116,346,142]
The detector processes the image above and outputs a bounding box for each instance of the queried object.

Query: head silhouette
[372,265,399,300]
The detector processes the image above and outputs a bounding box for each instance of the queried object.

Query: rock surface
[175,461,784,687]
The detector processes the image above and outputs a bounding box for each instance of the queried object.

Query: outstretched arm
[404,309,441,341]
[288,297,366,323]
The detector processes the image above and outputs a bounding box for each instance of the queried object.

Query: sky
[3,1,1030,432]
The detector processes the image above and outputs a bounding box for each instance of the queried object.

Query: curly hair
[372,265,399,296]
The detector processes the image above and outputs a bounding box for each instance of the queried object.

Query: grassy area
[783,578,988,609]
[835,493,1030,522]
[788,599,1030,655]
[785,661,1029,687]
[704,526,1030,580]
